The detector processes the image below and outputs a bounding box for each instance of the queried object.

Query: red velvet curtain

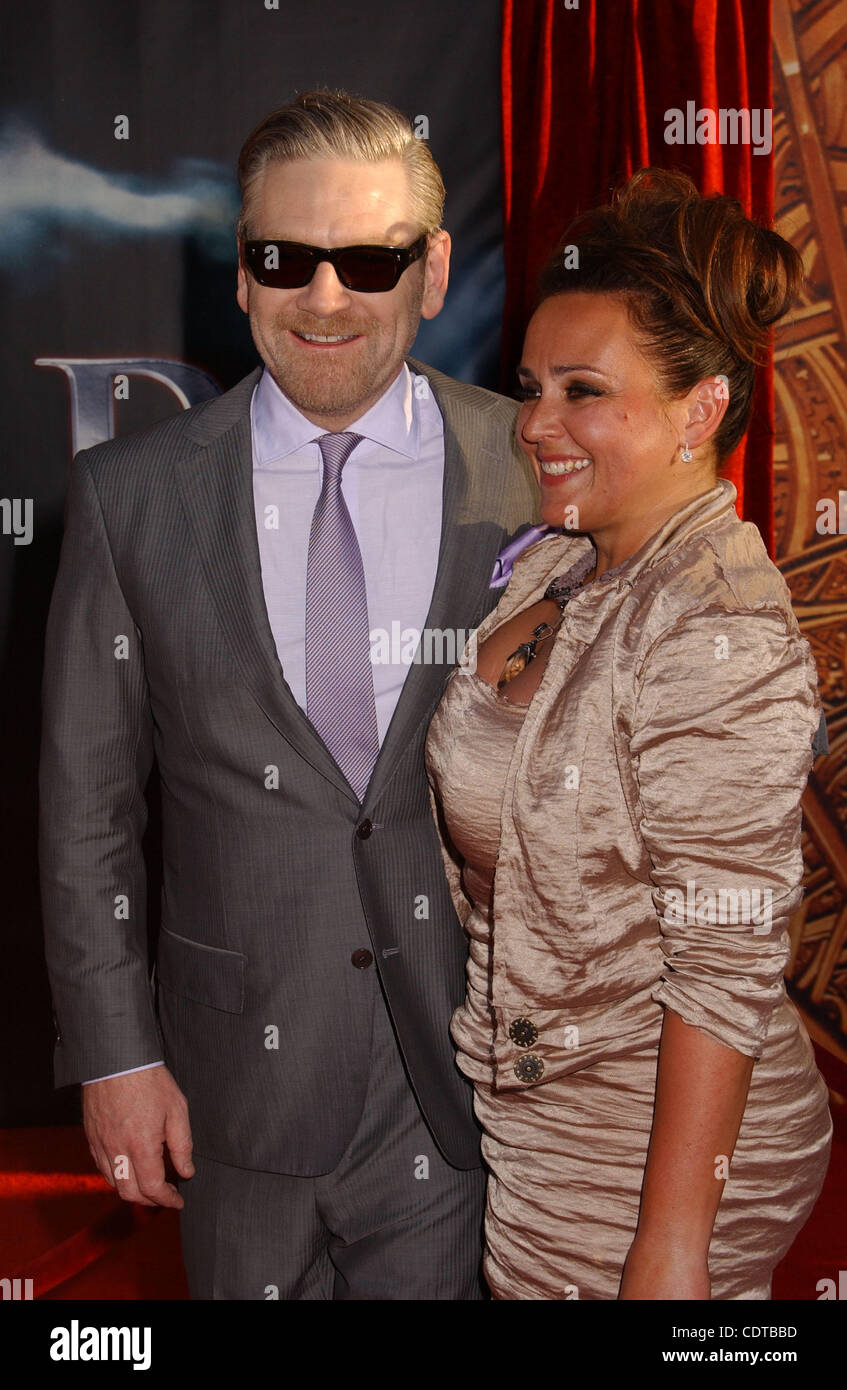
[500,0,774,550]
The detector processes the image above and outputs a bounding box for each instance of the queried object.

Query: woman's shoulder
[622,514,820,745]
[629,510,800,655]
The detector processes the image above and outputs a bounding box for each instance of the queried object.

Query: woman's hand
[619,1238,711,1300]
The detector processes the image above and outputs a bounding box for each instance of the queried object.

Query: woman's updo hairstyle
[536,168,804,462]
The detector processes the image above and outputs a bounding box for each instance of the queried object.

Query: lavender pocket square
[490,524,557,587]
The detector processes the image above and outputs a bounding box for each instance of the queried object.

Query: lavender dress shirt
[251,361,444,742]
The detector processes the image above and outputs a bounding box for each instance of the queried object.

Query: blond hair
[236,89,445,242]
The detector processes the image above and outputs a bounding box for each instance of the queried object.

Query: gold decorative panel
[773,0,847,1055]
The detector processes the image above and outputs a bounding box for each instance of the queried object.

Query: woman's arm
[619,1008,753,1299]
[624,604,821,1298]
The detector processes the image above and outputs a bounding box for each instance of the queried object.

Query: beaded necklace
[496,552,596,690]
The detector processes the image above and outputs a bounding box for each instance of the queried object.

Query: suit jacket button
[514,1053,544,1083]
[351,949,373,969]
[508,1016,538,1048]
[356,819,373,839]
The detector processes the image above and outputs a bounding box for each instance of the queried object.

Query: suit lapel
[173,369,358,802]
[362,360,520,810]
[173,361,526,809]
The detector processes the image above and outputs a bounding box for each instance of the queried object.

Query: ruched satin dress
[424,482,833,1301]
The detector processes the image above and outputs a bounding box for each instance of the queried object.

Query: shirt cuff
[81,1061,165,1084]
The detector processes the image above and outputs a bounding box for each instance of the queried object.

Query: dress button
[351,948,373,969]
[513,1053,545,1083]
[356,819,373,839]
[508,1016,539,1048]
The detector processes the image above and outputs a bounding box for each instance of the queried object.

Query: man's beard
[251,284,424,420]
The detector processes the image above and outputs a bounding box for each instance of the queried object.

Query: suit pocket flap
[157,926,245,1014]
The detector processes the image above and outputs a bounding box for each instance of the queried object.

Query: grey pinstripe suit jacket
[38,356,538,1174]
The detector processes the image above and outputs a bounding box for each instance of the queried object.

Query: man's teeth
[297,332,358,343]
[540,458,592,475]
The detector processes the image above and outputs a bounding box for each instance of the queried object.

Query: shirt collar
[251,361,419,468]
[596,477,739,588]
[473,480,740,650]
[513,478,739,598]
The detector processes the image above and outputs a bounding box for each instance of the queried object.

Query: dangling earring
[681,442,693,462]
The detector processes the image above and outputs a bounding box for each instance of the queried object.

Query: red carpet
[2,1041,844,1300]
[0,1127,188,1300]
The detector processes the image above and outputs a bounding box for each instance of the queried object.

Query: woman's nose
[520,397,564,445]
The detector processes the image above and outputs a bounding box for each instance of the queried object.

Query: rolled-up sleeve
[630,606,820,1057]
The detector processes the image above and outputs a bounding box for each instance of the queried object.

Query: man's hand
[82,1066,194,1208]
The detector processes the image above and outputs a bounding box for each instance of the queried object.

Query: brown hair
[536,168,804,461]
[236,89,445,243]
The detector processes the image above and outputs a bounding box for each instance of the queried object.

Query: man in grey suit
[39,90,537,1299]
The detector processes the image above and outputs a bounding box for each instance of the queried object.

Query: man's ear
[420,230,451,321]
[236,242,250,315]
[684,375,730,451]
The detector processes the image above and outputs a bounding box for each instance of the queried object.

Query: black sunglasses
[242,234,429,293]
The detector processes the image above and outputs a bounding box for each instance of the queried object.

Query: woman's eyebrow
[516,362,607,378]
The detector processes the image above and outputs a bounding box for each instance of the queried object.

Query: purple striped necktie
[304,431,379,800]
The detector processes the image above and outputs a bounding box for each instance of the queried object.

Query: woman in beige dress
[425,169,832,1300]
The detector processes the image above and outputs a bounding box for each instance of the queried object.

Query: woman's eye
[514,381,602,402]
[565,382,602,399]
